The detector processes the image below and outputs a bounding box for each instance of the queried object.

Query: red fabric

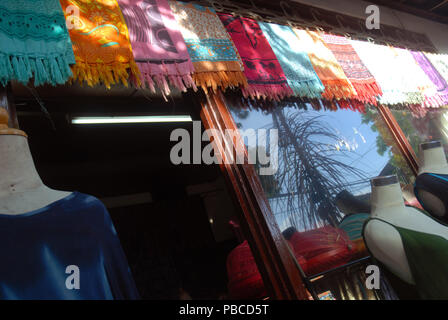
[217,13,293,101]
[289,226,355,275]
[226,241,267,300]
[226,240,307,299]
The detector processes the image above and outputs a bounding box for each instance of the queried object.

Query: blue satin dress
[0,192,139,300]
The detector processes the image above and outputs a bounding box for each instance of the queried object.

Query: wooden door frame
[196,91,308,300]
[377,105,419,177]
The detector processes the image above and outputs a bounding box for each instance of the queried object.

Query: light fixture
[71,115,193,124]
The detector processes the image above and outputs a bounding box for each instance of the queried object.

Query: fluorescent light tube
[71,115,193,124]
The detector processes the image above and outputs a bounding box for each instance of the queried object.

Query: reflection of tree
[228,104,249,129]
[272,109,367,230]
[361,107,419,181]
[247,146,282,198]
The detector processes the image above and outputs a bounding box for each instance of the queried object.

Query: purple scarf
[118,0,196,96]
[412,51,448,106]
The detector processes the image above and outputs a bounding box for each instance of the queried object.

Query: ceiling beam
[367,0,448,24]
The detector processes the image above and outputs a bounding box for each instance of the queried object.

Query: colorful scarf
[320,33,382,106]
[0,0,75,86]
[425,53,448,84]
[293,29,357,101]
[217,13,293,101]
[258,22,324,99]
[350,40,421,106]
[60,0,139,88]
[169,1,247,92]
[390,48,444,109]
[412,51,448,107]
[117,0,196,96]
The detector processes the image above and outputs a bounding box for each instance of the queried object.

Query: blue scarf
[258,22,324,99]
[0,0,75,86]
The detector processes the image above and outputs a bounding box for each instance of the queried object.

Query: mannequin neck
[419,145,448,174]
[370,182,407,219]
[0,135,44,197]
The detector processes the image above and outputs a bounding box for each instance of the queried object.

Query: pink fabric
[118,0,196,95]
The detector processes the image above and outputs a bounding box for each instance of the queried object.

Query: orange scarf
[60,0,139,88]
[293,29,357,101]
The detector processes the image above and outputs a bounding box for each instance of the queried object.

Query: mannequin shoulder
[364,219,403,252]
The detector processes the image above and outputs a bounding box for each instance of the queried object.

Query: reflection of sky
[231,107,391,230]
[234,107,390,178]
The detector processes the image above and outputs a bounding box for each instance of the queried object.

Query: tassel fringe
[135,61,197,98]
[288,78,325,99]
[0,52,73,86]
[70,59,140,89]
[193,70,248,93]
[242,83,294,101]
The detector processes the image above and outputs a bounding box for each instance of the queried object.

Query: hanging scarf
[412,51,448,107]
[390,48,444,109]
[320,33,382,106]
[293,29,357,101]
[169,1,247,92]
[117,0,196,96]
[350,40,421,106]
[217,13,293,101]
[258,22,324,99]
[425,53,448,84]
[0,0,75,86]
[60,0,140,88]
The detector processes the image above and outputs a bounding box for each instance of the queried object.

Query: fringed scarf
[118,0,196,96]
[60,0,140,88]
[258,22,324,99]
[412,51,448,107]
[293,29,357,101]
[169,1,247,92]
[0,0,75,86]
[425,53,448,85]
[391,48,444,109]
[350,40,420,106]
[320,33,382,106]
[217,13,293,101]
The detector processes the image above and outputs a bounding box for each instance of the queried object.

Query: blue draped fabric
[0,192,139,300]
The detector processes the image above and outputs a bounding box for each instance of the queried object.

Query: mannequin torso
[364,176,448,285]
[0,134,71,215]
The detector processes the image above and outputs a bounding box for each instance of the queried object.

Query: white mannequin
[364,175,448,285]
[418,141,448,175]
[0,108,71,215]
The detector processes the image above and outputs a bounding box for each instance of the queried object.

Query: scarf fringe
[288,78,325,99]
[0,53,73,86]
[193,70,248,93]
[71,60,140,89]
[135,61,197,97]
[242,83,294,101]
[351,81,383,106]
[423,93,447,108]
[321,79,358,100]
